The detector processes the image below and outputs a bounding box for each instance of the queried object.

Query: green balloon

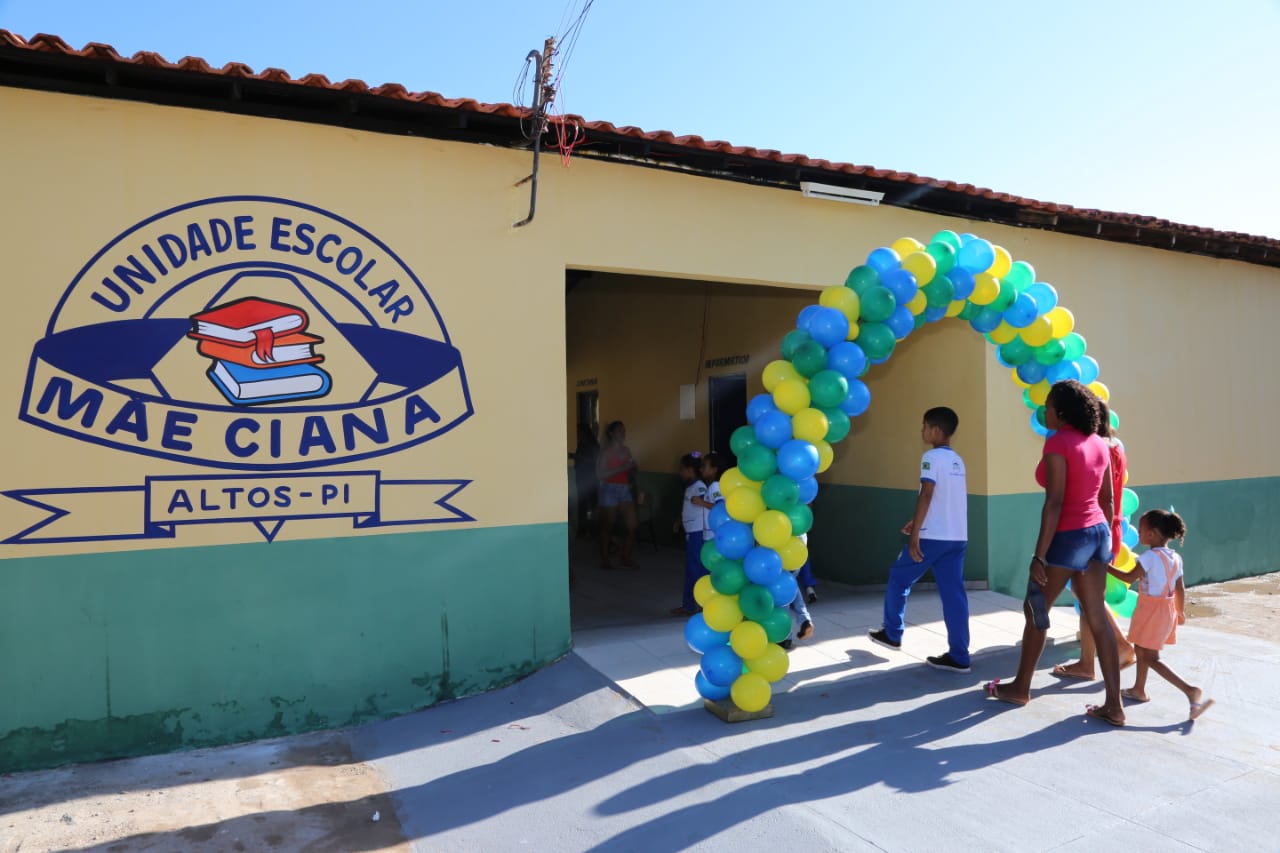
[1034,339,1067,366]
[1022,387,1037,410]
[784,503,813,536]
[1035,405,1047,427]
[701,540,726,571]
[1110,408,1120,431]
[931,230,963,252]
[1121,488,1139,517]
[761,608,792,643]
[991,279,1017,312]
[1062,332,1087,362]
[1004,260,1036,291]
[738,444,778,481]
[856,322,896,360]
[761,474,800,510]
[730,425,758,457]
[1000,337,1033,366]
[1113,588,1139,619]
[821,407,851,443]
[809,370,849,409]
[958,301,980,321]
[781,329,812,361]
[925,241,958,275]
[859,286,897,323]
[1105,573,1128,605]
[844,265,880,295]
[922,273,955,308]
[711,562,748,596]
[913,313,927,330]
[738,583,776,622]
[792,341,828,378]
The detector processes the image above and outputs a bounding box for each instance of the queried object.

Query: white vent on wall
[800,182,884,206]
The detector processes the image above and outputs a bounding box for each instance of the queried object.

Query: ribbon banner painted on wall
[9,196,474,544]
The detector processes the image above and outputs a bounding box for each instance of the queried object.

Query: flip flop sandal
[1189,699,1215,720]
[1085,704,1126,727]
[1121,688,1150,703]
[1051,664,1094,681]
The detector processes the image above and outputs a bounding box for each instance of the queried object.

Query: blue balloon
[1004,292,1039,328]
[695,670,732,701]
[948,267,976,300]
[923,305,947,323]
[1078,355,1100,385]
[866,246,901,273]
[880,268,919,306]
[969,307,1003,334]
[701,644,744,687]
[715,521,755,560]
[747,393,778,425]
[1046,359,1083,384]
[807,306,850,348]
[1122,521,1139,548]
[1016,360,1047,384]
[685,613,730,654]
[707,501,730,531]
[869,354,890,365]
[826,341,867,379]
[886,305,915,340]
[1024,282,1058,313]
[796,304,822,331]
[840,378,872,416]
[777,439,820,481]
[1031,410,1052,437]
[957,238,995,273]
[797,476,819,504]
[754,409,793,449]
[768,571,799,607]
[959,232,981,245]
[744,546,784,585]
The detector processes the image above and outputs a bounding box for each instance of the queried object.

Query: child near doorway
[672,452,708,617]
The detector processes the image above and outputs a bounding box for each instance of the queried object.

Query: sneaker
[778,638,794,650]
[797,620,814,640]
[868,628,901,650]
[805,586,818,604]
[926,653,971,673]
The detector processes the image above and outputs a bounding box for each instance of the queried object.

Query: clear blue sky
[3,0,1278,237]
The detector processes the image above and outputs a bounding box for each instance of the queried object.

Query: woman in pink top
[987,380,1127,726]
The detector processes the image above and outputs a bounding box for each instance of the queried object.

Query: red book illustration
[196,331,324,367]
[189,297,312,365]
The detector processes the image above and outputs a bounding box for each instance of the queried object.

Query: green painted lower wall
[0,523,570,773]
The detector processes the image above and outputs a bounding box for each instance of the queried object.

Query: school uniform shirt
[682,480,708,534]
[918,446,967,541]
[702,480,723,540]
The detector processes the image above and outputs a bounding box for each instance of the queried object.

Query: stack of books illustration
[189,297,332,405]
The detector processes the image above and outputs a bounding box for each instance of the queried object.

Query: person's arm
[1097,459,1114,523]
[907,481,935,562]
[1176,576,1187,624]
[1107,563,1144,584]
[1030,453,1066,585]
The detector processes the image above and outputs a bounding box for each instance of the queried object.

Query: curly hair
[1046,380,1101,435]
[1141,509,1187,544]
[1096,400,1114,439]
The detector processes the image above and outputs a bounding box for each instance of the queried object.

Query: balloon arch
[684,230,1142,713]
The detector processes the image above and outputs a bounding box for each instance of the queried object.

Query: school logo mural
[8,196,474,544]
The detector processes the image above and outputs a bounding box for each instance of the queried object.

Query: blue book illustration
[208,359,332,405]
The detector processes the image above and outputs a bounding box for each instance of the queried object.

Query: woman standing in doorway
[597,420,639,570]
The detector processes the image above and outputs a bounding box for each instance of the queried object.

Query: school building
[2,30,1277,772]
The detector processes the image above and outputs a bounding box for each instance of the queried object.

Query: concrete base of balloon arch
[704,699,775,723]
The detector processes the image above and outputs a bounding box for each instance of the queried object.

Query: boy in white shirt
[869,407,971,672]
[672,452,709,616]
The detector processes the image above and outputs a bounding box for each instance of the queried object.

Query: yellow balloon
[1115,544,1135,571]
[753,510,793,549]
[906,289,928,315]
[777,536,809,571]
[762,359,801,393]
[819,285,861,322]
[891,236,924,258]
[969,272,1000,305]
[1046,306,1075,338]
[945,299,966,318]
[987,245,1013,278]
[726,487,766,523]
[720,467,754,496]
[745,644,790,682]
[1088,381,1111,403]
[1021,316,1053,347]
[845,319,860,341]
[703,595,743,632]
[1028,380,1051,407]
[901,251,937,286]
[693,574,717,608]
[1011,367,1031,389]
[815,439,834,473]
[792,408,830,444]
[1123,470,1129,486]
[989,321,1018,344]
[730,672,772,712]
[729,621,768,660]
[773,378,811,415]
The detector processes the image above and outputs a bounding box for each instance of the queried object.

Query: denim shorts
[1044,522,1112,571]
[598,482,634,507]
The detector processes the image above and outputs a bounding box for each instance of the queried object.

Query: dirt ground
[2,572,1275,853]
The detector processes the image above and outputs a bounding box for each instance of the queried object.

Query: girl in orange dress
[1106,509,1213,721]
